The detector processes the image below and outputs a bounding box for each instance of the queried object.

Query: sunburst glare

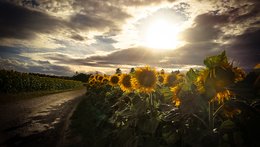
[143,19,182,50]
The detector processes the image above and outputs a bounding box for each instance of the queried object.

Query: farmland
[0,70,83,94]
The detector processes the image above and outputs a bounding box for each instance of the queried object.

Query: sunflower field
[0,70,83,93]
[70,51,260,147]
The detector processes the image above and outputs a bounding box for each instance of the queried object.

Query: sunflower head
[102,77,109,84]
[119,74,133,92]
[97,75,104,82]
[109,74,120,86]
[158,74,165,84]
[164,73,179,87]
[88,79,96,87]
[89,75,95,81]
[132,66,157,93]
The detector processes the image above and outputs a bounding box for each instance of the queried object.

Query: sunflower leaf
[204,51,228,69]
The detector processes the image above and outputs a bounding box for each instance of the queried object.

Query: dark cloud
[223,28,260,69]
[69,13,114,31]
[0,46,23,56]
[181,13,228,42]
[0,1,64,40]
[0,1,131,41]
[179,0,259,70]
[70,33,85,41]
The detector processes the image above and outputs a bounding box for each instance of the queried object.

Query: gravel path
[0,89,86,147]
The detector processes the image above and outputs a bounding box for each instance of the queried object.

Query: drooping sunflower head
[132,66,157,93]
[109,74,120,86]
[119,74,133,92]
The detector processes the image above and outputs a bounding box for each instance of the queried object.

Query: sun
[143,19,181,50]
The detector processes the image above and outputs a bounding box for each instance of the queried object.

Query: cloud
[0,46,23,57]
[45,45,218,69]
[0,0,259,75]
[0,1,65,40]
[70,33,85,41]
[0,57,73,76]
[180,13,228,43]
[222,28,260,69]
[94,35,117,44]
[69,13,115,31]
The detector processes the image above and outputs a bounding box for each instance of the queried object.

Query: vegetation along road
[0,88,86,147]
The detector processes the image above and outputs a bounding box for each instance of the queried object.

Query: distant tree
[130,68,135,73]
[116,68,122,74]
[72,73,90,82]
[171,70,180,74]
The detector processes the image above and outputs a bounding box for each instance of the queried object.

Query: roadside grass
[0,86,85,103]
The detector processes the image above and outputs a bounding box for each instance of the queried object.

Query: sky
[0,0,259,76]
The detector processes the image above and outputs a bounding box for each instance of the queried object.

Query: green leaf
[204,51,228,68]
[220,119,235,130]
[163,132,180,144]
[137,117,159,134]
[160,87,173,101]
[186,68,197,82]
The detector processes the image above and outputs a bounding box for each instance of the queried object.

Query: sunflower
[158,74,165,84]
[171,85,181,107]
[88,79,96,86]
[109,74,120,86]
[131,66,157,93]
[164,73,183,87]
[95,74,99,80]
[89,75,95,81]
[195,60,245,103]
[119,74,133,92]
[102,77,109,84]
[97,75,104,82]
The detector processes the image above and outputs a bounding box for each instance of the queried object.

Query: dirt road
[0,89,86,147]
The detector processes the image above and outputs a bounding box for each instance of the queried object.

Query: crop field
[0,70,83,94]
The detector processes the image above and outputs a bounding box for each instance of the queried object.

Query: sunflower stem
[213,103,224,118]
[208,101,214,131]
[149,93,154,117]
